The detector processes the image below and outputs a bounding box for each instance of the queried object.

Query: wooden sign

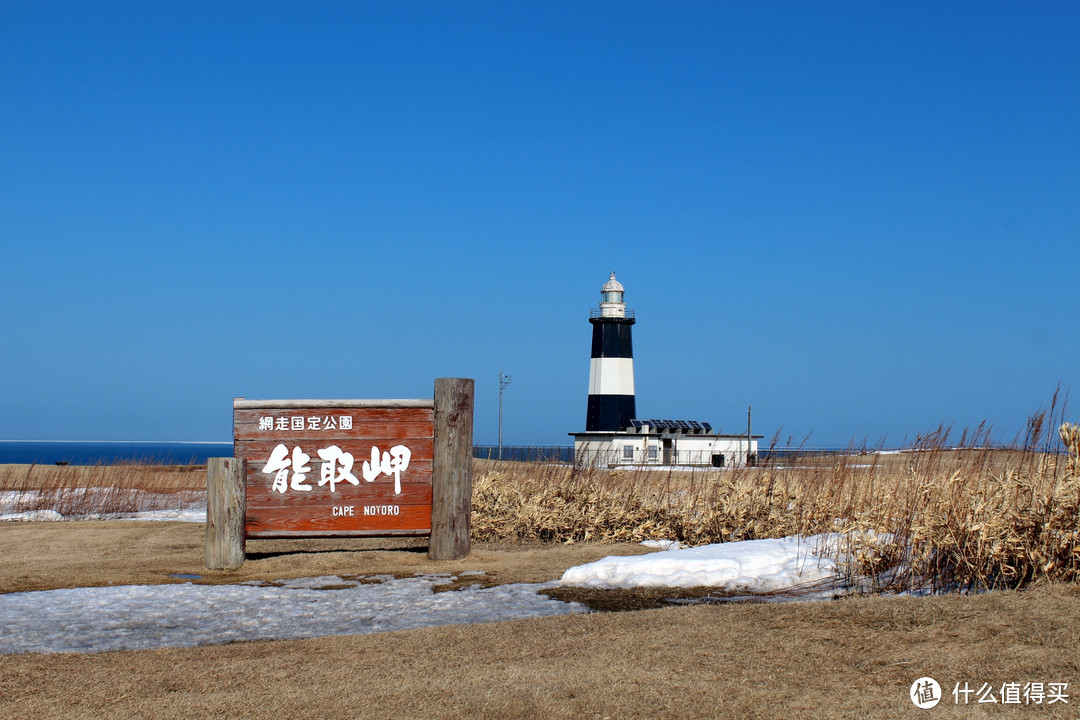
[207,378,474,569]
[234,399,435,538]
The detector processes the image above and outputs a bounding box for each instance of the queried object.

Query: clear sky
[2,2,1077,448]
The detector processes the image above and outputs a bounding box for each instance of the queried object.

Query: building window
[648,445,658,461]
[622,445,634,461]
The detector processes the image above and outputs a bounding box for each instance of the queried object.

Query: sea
[0,442,927,466]
[0,441,234,466]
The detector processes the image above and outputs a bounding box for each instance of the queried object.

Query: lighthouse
[571,273,761,467]
[585,272,636,431]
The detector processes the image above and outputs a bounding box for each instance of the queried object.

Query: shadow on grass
[543,585,845,612]
[542,586,747,612]
[244,544,431,561]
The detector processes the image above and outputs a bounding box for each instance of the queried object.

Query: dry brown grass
[0,462,205,517]
[1063,422,1080,474]
[2,582,1077,720]
[0,521,656,595]
[4,412,1078,594]
[472,419,1080,593]
[1,456,1078,718]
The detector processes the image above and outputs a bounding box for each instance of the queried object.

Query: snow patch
[0,509,64,522]
[641,539,685,551]
[0,490,206,523]
[563,535,842,594]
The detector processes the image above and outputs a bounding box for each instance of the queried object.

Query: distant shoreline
[0,440,231,444]
[0,441,234,465]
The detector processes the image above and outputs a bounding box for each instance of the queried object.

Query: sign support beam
[429,377,475,561]
[206,457,246,569]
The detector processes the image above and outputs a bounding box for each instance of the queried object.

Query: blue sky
[1,1,1077,448]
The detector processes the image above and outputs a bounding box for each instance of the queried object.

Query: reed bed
[473,419,1080,592]
[3,414,1077,593]
[0,462,206,517]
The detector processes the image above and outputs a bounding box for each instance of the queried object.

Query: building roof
[631,419,710,433]
[569,429,765,440]
[601,272,624,294]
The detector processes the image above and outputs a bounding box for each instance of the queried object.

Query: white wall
[574,434,759,468]
[674,436,757,467]
[587,357,635,395]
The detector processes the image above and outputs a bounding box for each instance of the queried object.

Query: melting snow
[0,575,587,655]
[563,535,843,594]
[0,490,206,522]
[640,539,685,551]
[0,490,863,655]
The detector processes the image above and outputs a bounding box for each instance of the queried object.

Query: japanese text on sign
[258,416,354,432]
[262,444,411,495]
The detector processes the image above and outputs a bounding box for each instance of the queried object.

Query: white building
[573,419,760,469]
[570,274,761,468]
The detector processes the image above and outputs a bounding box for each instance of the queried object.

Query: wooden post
[747,405,752,467]
[206,457,246,569]
[429,377,474,560]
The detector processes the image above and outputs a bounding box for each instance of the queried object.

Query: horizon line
[0,440,233,445]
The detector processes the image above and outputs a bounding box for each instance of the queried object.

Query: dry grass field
[0,522,1077,720]
[474,420,1080,592]
[0,582,1076,720]
[6,420,1077,593]
[0,463,205,494]
[1,419,1078,718]
[0,462,204,519]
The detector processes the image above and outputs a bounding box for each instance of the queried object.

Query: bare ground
[1,521,1078,719]
[0,521,656,594]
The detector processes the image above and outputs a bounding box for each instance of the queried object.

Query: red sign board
[234,399,434,538]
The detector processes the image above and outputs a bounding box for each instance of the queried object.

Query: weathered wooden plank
[206,458,246,569]
[235,398,434,410]
[246,482,432,509]
[236,424,434,442]
[429,378,474,561]
[235,406,434,422]
[246,503,431,536]
[234,407,434,440]
[245,479,433,504]
[241,458,435,476]
[237,447,435,467]
[234,438,434,460]
[244,464,434,487]
[237,443,433,503]
[234,401,436,539]
[245,528,432,539]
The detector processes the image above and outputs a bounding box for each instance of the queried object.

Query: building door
[662,439,673,465]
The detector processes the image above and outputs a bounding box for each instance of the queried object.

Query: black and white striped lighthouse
[586,272,636,431]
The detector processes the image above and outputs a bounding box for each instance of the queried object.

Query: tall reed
[472,413,1080,591]
[0,462,206,517]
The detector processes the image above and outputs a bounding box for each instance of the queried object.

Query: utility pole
[747,405,753,467]
[498,369,512,461]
